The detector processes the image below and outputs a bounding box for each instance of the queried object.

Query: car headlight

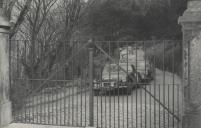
[110,82,115,87]
[94,82,100,87]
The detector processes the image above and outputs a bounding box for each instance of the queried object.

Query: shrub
[146,41,182,76]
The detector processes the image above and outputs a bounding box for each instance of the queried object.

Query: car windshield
[102,64,130,81]
[103,64,132,74]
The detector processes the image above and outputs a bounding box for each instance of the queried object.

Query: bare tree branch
[10,0,33,38]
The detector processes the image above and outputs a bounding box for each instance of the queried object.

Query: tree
[2,0,33,38]
[10,0,90,109]
[16,0,58,81]
[15,0,90,83]
[83,0,187,40]
[85,0,137,40]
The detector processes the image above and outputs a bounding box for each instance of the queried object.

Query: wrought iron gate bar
[26,41,92,97]
[14,78,75,82]
[94,40,181,43]
[11,40,181,128]
[94,41,180,121]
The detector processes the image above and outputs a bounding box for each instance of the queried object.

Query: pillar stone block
[0,8,12,128]
[179,0,201,128]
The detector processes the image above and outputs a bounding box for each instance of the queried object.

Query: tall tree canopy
[2,0,33,38]
[83,0,187,40]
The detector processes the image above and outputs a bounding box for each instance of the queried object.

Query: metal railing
[0,0,3,8]
[10,40,182,128]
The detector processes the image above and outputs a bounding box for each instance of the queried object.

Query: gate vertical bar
[126,42,129,128]
[109,41,111,128]
[154,44,156,128]
[163,40,166,128]
[172,41,175,128]
[89,48,94,127]
[135,42,138,128]
[117,41,120,128]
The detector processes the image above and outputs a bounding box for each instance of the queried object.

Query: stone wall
[0,32,9,101]
[190,32,201,106]
[0,8,12,128]
[179,0,201,128]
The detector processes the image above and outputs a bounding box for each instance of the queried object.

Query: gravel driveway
[14,69,182,128]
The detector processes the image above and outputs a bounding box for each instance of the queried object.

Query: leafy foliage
[146,41,182,76]
[83,0,187,40]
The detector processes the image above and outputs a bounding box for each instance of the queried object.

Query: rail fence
[10,40,182,128]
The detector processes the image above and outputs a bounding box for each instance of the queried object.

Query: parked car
[119,47,154,83]
[93,47,154,95]
[94,63,140,95]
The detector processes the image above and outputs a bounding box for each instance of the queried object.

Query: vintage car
[93,47,153,95]
[93,63,141,95]
[119,47,153,82]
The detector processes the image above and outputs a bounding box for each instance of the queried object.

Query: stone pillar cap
[0,9,11,30]
[178,0,201,24]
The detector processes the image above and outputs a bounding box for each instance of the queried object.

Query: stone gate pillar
[0,8,12,127]
[179,0,201,128]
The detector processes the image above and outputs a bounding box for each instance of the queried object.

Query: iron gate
[10,40,182,128]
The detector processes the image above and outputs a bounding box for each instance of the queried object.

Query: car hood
[102,72,127,82]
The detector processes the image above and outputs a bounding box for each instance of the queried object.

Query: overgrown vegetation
[82,0,186,77]
[83,0,187,40]
[4,0,186,110]
[146,41,182,76]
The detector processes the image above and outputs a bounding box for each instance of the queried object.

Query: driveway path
[14,69,182,128]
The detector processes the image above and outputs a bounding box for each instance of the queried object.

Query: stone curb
[4,123,95,128]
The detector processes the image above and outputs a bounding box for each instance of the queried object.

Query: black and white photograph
[0,0,200,128]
